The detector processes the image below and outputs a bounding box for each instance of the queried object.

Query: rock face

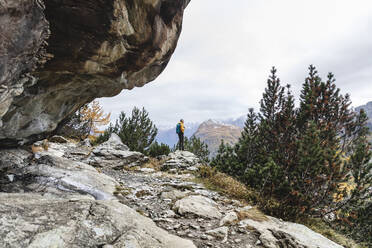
[0,194,195,248]
[0,0,190,147]
[162,150,201,171]
[193,119,242,158]
[239,217,343,248]
[0,138,345,248]
[0,138,196,248]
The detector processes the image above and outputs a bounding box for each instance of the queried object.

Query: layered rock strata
[0,0,190,146]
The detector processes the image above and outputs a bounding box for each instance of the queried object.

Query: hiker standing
[176,119,185,151]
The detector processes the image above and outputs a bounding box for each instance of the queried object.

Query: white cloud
[100,0,372,126]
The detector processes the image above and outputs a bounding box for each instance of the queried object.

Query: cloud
[100,0,372,126]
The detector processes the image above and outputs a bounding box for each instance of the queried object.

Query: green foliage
[185,136,210,163]
[212,65,372,229]
[211,140,243,177]
[91,123,114,146]
[146,141,171,157]
[92,107,158,153]
[332,109,372,245]
[112,107,158,153]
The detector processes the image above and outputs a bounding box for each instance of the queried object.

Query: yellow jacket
[179,122,185,133]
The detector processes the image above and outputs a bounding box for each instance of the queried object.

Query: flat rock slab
[0,193,196,248]
[23,154,118,200]
[174,195,222,219]
[239,216,343,248]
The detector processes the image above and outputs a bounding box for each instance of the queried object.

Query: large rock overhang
[0,0,190,147]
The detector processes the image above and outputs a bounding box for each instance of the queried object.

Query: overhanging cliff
[0,0,190,147]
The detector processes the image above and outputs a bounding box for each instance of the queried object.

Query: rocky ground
[0,135,344,248]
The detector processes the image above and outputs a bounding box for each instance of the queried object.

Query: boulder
[162,150,201,171]
[206,226,229,241]
[238,216,343,248]
[220,211,238,226]
[0,0,190,147]
[99,134,130,151]
[0,193,196,248]
[161,189,189,201]
[173,195,222,219]
[79,138,92,147]
[88,134,149,168]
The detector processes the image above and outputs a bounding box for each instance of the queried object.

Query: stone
[99,133,130,151]
[22,154,119,200]
[88,134,149,169]
[238,216,343,248]
[162,150,201,171]
[173,195,222,219]
[189,224,200,230]
[0,139,348,248]
[162,210,176,218]
[0,148,32,170]
[161,189,189,201]
[220,211,238,226]
[0,193,196,248]
[79,138,92,147]
[239,205,253,212]
[49,135,69,143]
[206,226,229,241]
[140,168,156,173]
[0,0,190,147]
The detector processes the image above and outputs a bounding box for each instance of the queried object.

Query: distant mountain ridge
[193,119,242,158]
[156,116,246,147]
[356,101,372,130]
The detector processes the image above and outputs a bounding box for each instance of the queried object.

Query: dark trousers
[178,133,184,151]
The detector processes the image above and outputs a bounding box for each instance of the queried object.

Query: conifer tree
[236,108,258,165]
[147,141,171,157]
[80,100,111,136]
[211,140,241,175]
[58,100,110,139]
[113,107,157,153]
[213,65,372,223]
[333,109,372,243]
[258,67,285,159]
[235,108,261,185]
[183,136,210,163]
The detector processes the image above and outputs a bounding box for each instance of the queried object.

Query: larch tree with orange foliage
[57,100,110,139]
[80,100,111,136]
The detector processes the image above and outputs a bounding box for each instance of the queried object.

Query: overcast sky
[100,0,372,127]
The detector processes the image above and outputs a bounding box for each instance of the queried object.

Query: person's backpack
[176,123,181,134]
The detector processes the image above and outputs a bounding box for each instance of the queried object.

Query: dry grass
[31,145,44,153]
[237,207,268,222]
[302,218,363,248]
[135,190,152,198]
[141,157,166,171]
[196,165,361,247]
[113,185,132,196]
[31,139,49,153]
[195,165,257,203]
